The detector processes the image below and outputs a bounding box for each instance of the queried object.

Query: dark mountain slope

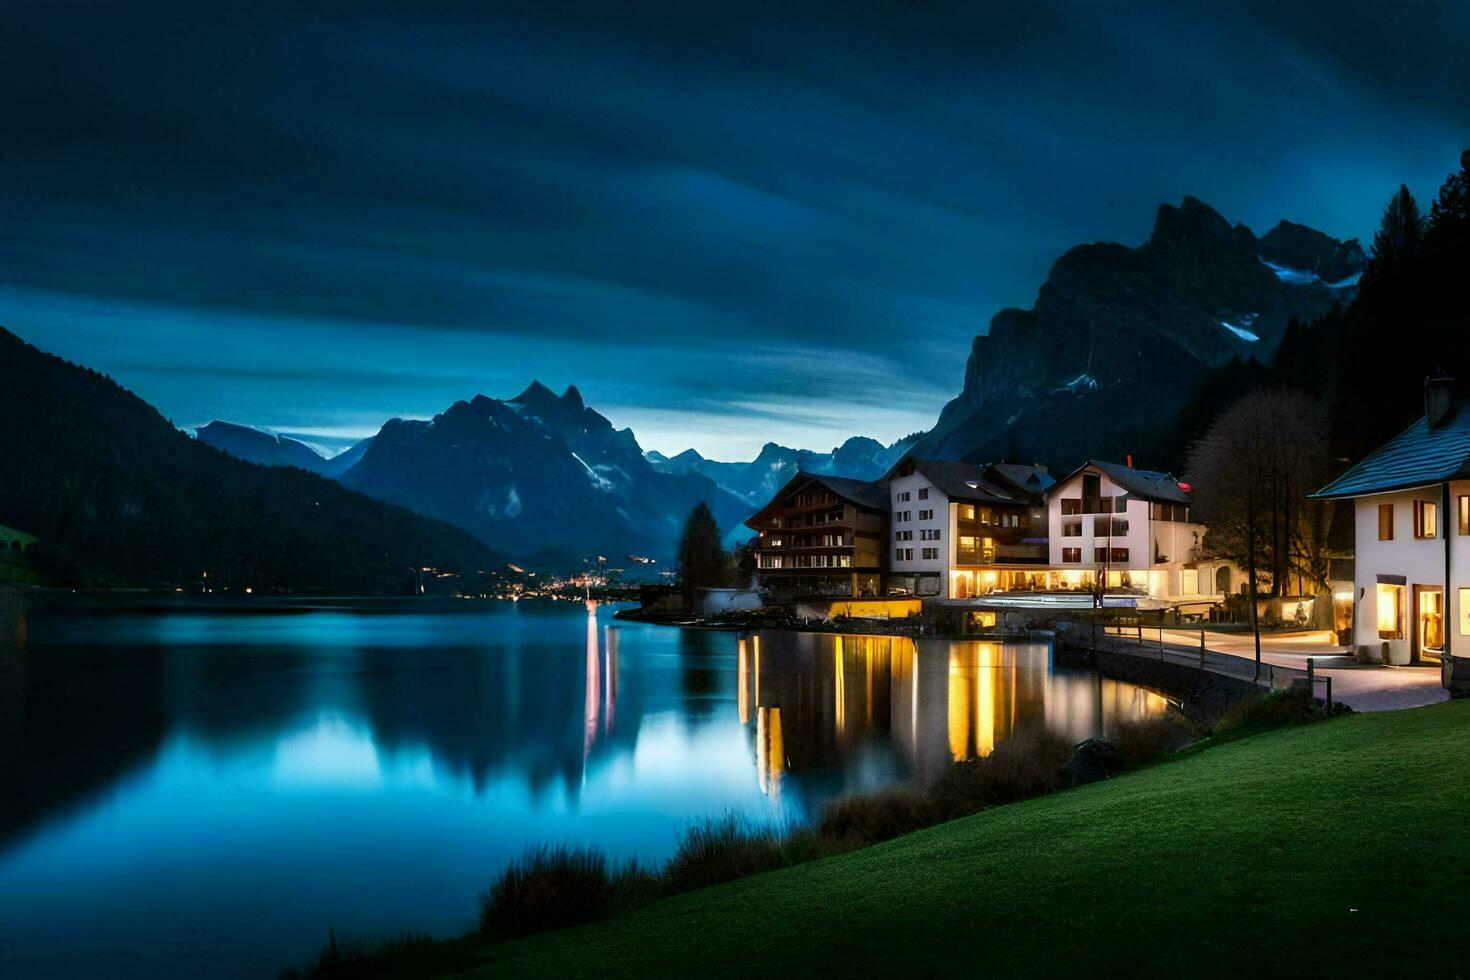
[195,420,329,472]
[919,197,1364,468]
[0,328,495,590]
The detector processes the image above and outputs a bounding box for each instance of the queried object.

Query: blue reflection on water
[0,598,1166,978]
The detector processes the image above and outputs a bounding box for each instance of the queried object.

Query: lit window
[1377,584,1403,640]
[1414,500,1438,539]
[1461,588,1470,636]
[1378,504,1394,541]
[1459,496,1469,536]
[1181,569,1198,594]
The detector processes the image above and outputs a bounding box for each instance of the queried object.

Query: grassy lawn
[406,701,1470,977]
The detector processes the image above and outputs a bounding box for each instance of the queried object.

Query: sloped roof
[905,459,1021,504]
[810,473,890,511]
[1312,402,1470,498]
[987,462,1057,495]
[1055,459,1191,504]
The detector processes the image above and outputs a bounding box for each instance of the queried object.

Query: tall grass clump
[1111,714,1196,767]
[280,930,447,980]
[1217,686,1344,733]
[478,845,653,938]
[930,727,1073,817]
[816,787,939,848]
[662,813,792,893]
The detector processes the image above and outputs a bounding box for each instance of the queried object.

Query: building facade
[884,458,1052,598]
[1045,460,1234,602]
[745,473,888,597]
[1313,377,1470,688]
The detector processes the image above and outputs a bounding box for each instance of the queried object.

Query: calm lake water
[0,599,1171,978]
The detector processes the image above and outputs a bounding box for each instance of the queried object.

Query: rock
[1063,737,1122,786]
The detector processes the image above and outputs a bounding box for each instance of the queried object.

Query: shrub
[1217,686,1343,733]
[929,727,1073,817]
[478,845,647,939]
[816,787,940,848]
[280,930,445,980]
[1111,714,1195,767]
[662,813,789,894]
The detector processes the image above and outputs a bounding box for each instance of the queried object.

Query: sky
[3,2,1468,460]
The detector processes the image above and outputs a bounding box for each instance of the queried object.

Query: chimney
[1425,369,1455,429]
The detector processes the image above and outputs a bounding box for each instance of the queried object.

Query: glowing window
[1377,584,1403,640]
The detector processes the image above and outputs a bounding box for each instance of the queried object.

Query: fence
[1054,616,1331,711]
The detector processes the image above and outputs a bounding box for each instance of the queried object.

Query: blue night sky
[3,2,1467,459]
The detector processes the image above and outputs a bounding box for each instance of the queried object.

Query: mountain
[646,434,919,505]
[336,382,752,566]
[195,420,330,472]
[195,421,375,479]
[0,328,496,590]
[918,196,1366,469]
[320,436,374,479]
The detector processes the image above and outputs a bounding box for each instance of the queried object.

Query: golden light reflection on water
[739,631,1173,789]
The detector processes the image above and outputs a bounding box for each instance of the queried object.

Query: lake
[0,598,1171,978]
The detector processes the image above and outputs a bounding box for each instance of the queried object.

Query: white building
[1312,375,1470,689]
[884,458,1053,598]
[1045,460,1237,603]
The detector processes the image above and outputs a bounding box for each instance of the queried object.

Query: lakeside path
[444,701,1470,979]
[1131,626,1448,712]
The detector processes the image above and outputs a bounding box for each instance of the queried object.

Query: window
[1095,548,1109,563]
[958,504,976,520]
[1061,498,1081,516]
[1378,503,1394,541]
[1414,500,1438,539]
[1460,588,1470,636]
[1377,584,1403,640]
[896,530,913,541]
[903,548,913,561]
[1181,569,1198,594]
[897,510,910,522]
[896,491,910,502]
[1063,521,1081,537]
[1112,548,1129,563]
[918,487,929,500]
[918,508,934,520]
[1062,547,1081,563]
[1109,518,1129,535]
[895,548,904,562]
[920,528,941,541]
[921,547,939,560]
[1460,496,1470,536]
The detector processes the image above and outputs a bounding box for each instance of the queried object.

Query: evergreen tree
[676,502,726,592]
[1362,184,1422,293]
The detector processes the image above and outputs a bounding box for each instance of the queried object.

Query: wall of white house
[1351,482,1470,668]
[1044,466,1220,600]
[888,470,951,596]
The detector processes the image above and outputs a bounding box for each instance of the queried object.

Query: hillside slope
[455,702,1470,978]
[0,328,496,591]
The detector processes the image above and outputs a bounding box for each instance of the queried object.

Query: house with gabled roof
[1045,459,1237,603]
[745,472,889,597]
[882,456,1053,598]
[1311,373,1470,687]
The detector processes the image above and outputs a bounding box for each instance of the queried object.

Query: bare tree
[1185,389,1330,675]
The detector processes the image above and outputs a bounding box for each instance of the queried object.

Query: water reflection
[0,601,1171,980]
[737,632,1169,793]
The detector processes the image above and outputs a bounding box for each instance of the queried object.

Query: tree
[676,502,726,592]
[1186,389,1331,676]
[1362,184,1423,293]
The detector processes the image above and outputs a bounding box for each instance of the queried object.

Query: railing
[1054,618,1315,697]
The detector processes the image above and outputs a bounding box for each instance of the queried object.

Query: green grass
[350,701,1470,977]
